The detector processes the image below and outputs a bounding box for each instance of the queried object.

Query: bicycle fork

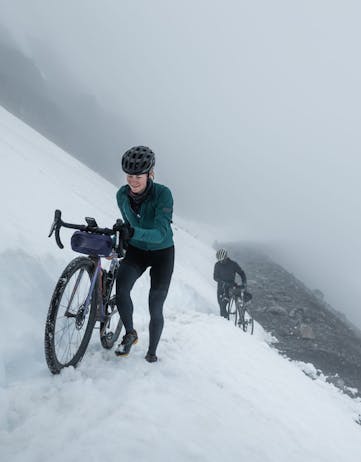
[65,258,102,323]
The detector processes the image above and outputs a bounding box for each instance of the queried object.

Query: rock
[326,375,345,389]
[313,289,324,301]
[267,305,288,315]
[299,323,316,339]
[280,295,293,303]
[289,308,305,319]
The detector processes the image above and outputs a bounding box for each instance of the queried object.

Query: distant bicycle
[45,210,125,374]
[225,284,254,334]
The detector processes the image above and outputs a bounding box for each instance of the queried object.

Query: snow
[0,105,360,461]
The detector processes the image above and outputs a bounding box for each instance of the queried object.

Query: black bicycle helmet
[121,146,155,175]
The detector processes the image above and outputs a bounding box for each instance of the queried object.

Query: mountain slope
[228,244,361,394]
[0,106,360,462]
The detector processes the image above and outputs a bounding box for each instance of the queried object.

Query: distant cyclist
[213,248,248,318]
[114,146,174,363]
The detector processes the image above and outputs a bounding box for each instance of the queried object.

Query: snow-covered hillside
[1,106,360,462]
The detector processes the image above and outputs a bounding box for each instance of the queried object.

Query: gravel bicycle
[45,210,125,374]
[226,284,254,334]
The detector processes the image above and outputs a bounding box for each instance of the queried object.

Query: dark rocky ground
[228,243,361,397]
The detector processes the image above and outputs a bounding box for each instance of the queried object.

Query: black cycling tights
[116,245,174,355]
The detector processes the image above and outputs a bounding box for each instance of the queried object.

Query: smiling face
[126,173,148,194]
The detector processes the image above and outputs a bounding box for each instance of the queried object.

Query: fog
[2,0,361,326]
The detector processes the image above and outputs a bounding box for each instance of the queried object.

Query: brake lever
[48,209,60,237]
[49,209,64,249]
[48,220,56,238]
[55,224,64,249]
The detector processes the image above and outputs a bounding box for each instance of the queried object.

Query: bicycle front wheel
[44,257,97,374]
[238,304,254,334]
[244,309,254,334]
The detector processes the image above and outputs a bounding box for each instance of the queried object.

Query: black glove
[119,223,134,241]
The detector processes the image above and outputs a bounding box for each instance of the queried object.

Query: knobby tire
[44,256,97,374]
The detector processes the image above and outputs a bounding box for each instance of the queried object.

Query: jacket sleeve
[116,187,127,221]
[235,263,247,285]
[132,187,173,244]
[213,263,220,282]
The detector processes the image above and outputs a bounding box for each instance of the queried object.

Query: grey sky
[2,0,361,326]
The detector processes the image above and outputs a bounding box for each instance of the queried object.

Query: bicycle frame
[66,257,107,327]
[88,258,102,316]
[227,294,244,316]
[85,257,119,323]
[226,286,245,311]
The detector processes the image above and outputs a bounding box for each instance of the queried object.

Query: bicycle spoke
[66,269,85,310]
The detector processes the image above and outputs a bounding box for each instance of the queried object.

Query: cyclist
[114,146,174,363]
[213,248,247,318]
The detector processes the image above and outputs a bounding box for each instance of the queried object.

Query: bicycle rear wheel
[227,297,238,326]
[44,256,97,374]
[99,266,123,349]
[100,293,123,349]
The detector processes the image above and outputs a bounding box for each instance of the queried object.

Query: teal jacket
[116,182,174,251]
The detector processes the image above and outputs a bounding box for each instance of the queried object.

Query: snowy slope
[0,106,361,462]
